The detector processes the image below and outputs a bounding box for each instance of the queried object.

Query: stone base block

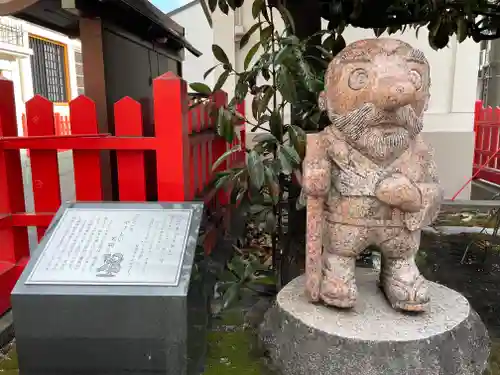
[260,270,490,375]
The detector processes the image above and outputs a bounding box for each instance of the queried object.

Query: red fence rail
[0,72,245,315]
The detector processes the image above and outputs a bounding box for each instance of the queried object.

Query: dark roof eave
[115,0,202,57]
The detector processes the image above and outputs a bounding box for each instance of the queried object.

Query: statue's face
[320,38,431,161]
[322,38,430,117]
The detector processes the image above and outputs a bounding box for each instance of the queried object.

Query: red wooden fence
[0,72,245,316]
[22,112,72,152]
[472,100,500,185]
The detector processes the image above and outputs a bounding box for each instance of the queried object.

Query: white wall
[170,3,214,88]
[0,16,82,135]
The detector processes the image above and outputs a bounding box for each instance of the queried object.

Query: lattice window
[29,36,68,103]
[75,50,85,96]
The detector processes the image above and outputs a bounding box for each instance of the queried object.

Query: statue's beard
[332,105,423,162]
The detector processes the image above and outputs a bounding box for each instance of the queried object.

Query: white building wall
[170,2,214,88]
[0,16,81,136]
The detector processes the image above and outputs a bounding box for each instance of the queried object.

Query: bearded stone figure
[303,38,443,312]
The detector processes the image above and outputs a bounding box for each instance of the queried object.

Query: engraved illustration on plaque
[96,253,124,277]
[25,208,193,286]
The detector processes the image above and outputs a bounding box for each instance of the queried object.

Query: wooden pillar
[79,18,113,200]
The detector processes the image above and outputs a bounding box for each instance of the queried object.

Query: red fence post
[153,72,190,202]
[70,96,103,201]
[26,96,62,240]
[0,78,30,314]
[0,78,29,261]
[115,97,147,201]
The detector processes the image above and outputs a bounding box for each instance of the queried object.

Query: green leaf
[457,18,467,43]
[261,67,271,81]
[281,144,301,165]
[218,0,229,14]
[322,35,335,51]
[258,86,274,117]
[313,45,334,60]
[332,35,347,55]
[253,133,277,143]
[252,0,264,19]
[228,255,246,278]
[240,22,261,49]
[203,64,220,80]
[214,70,230,92]
[216,108,234,143]
[244,42,261,70]
[214,173,232,190]
[212,44,230,65]
[260,25,273,44]
[277,66,296,103]
[235,79,249,101]
[288,125,307,159]
[274,46,291,65]
[212,145,242,172]
[278,146,293,174]
[248,150,265,189]
[251,114,270,132]
[251,95,259,119]
[222,282,241,309]
[264,166,280,205]
[277,5,295,34]
[281,36,300,45]
[269,110,282,140]
[208,0,217,12]
[189,82,212,95]
[226,0,236,10]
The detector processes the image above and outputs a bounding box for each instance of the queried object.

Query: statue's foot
[320,255,357,309]
[380,258,429,312]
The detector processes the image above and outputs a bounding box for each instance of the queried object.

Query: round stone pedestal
[260,269,490,375]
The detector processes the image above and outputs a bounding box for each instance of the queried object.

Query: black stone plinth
[11,202,208,375]
[260,270,490,375]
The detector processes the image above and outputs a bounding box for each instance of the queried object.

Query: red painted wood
[473,166,500,186]
[0,258,27,315]
[115,97,146,201]
[205,140,211,187]
[189,143,196,200]
[0,78,29,267]
[26,96,61,240]
[198,142,205,196]
[195,104,203,133]
[11,213,53,227]
[187,107,194,135]
[153,72,190,201]
[491,109,500,170]
[1,135,156,150]
[485,107,493,166]
[70,96,103,201]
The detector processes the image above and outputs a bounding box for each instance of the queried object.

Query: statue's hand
[303,159,331,197]
[375,173,422,212]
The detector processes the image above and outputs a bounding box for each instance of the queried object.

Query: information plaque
[25,207,193,286]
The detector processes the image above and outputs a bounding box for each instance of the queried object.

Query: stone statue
[303,38,443,312]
